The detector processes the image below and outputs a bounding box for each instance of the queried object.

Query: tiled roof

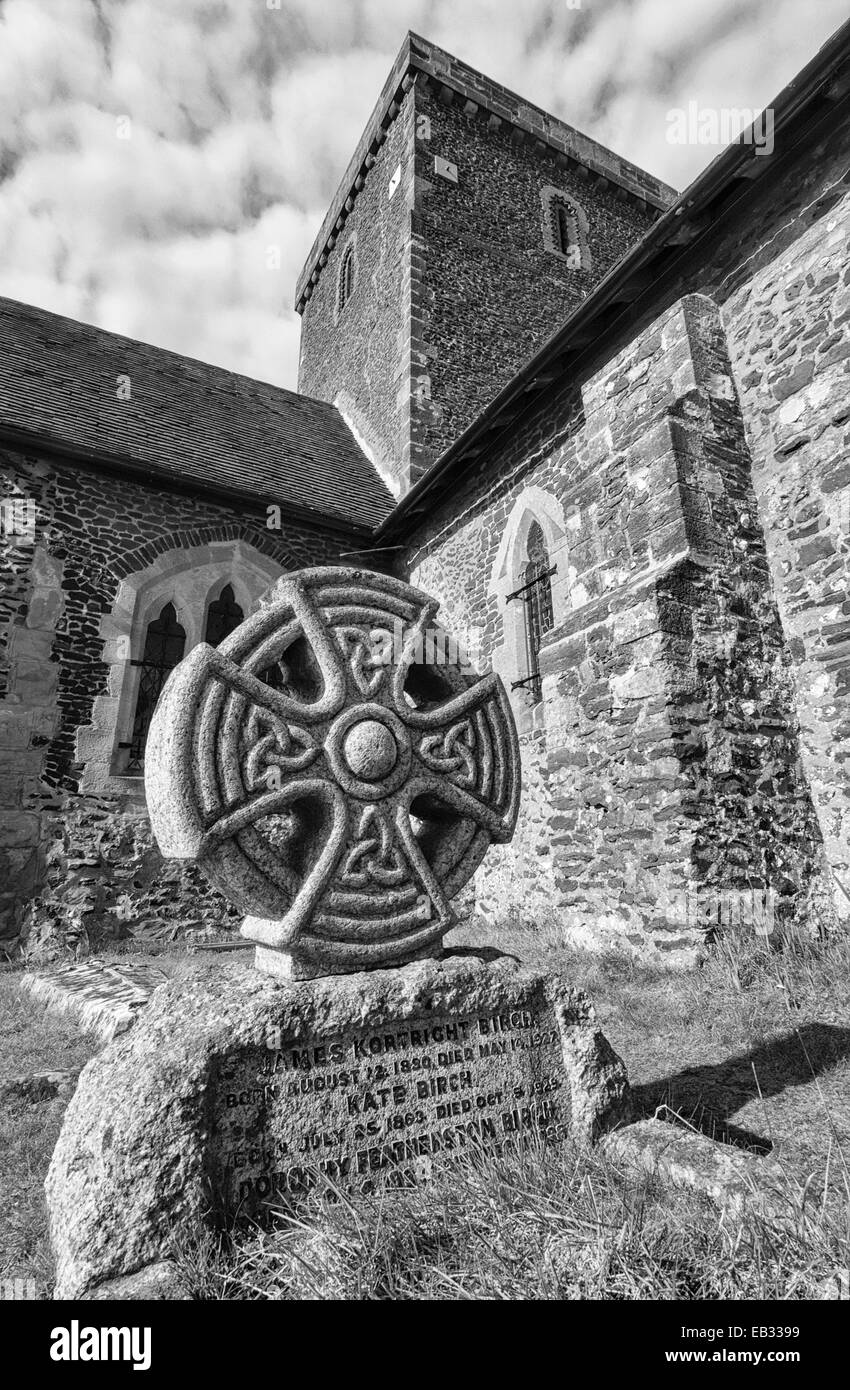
[0,296,394,532]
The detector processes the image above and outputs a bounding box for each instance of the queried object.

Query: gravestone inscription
[211,985,570,1212]
[47,957,631,1297]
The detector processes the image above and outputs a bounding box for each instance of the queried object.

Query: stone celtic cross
[146,568,520,978]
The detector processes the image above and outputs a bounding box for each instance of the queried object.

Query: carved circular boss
[146,568,520,973]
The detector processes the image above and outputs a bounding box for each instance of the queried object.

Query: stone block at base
[46,952,630,1299]
[250,938,443,980]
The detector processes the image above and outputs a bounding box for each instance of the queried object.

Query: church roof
[0,296,394,533]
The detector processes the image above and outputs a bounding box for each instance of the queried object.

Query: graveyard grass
[2,930,849,1300]
[0,971,96,1296]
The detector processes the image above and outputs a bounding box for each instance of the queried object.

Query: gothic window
[540,186,590,270]
[203,580,286,688]
[123,602,185,774]
[508,522,555,705]
[204,583,244,646]
[339,243,356,312]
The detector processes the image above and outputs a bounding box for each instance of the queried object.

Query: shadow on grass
[631,1021,850,1154]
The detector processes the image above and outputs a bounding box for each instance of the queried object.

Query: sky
[0,0,846,391]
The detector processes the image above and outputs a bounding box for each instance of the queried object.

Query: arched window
[81,539,287,795]
[124,602,185,773]
[540,186,590,270]
[510,522,554,705]
[339,243,356,312]
[204,583,244,646]
[204,581,285,688]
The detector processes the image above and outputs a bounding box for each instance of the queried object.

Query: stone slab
[20,960,169,1044]
[46,953,630,1299]
[602,1118,790,1225]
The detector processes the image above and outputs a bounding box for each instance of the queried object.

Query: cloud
[0,0,846,389]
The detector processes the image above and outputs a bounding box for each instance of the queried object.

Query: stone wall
[509,101,850,933]
[0,447,356,953]
[410,78,661,468]
[296,86,416,496]
[398,294,826,960]
[392,100,850,956]
[297,66,664,494]
[536,101,850,933]
[698,112,850,927]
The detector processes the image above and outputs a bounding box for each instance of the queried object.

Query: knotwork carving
[418,719,476,788]
[145,568,520,977]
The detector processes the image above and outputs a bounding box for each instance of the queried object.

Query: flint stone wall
[578,101,850,935]
[295,84,415,496]
[297,72,662,493]
[0,448,357,952]
[697,115,850,929]
[398,104,850,955]
[408,77,661,471]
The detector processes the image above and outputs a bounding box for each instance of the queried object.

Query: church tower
[296,33,676,499]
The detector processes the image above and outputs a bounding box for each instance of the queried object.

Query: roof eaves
[0,422,382,539]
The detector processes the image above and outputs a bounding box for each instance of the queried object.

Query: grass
[1,927,849,1299]
[177,1136,848,1301]
[458,916,850,1205]
[0,973,97,1297]
[0,948,196,1296]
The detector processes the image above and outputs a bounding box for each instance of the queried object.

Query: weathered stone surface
[46,953,629,1299]
[20,960,168,1043]
[145,568,520,979]
[18,801,242,963]
[403,294,831,956]
[602,1118,789,1223]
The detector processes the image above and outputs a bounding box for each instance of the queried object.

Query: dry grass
[454,918,850,1204]
[0,974,97,1296]
[176,1135,849,1301]
[2,926,850,1299]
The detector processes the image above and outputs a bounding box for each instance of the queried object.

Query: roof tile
[0,297,394,532]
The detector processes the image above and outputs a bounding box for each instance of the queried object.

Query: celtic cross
[145,568,520,978]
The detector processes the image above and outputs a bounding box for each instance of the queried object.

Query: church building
[2,27,850,960]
